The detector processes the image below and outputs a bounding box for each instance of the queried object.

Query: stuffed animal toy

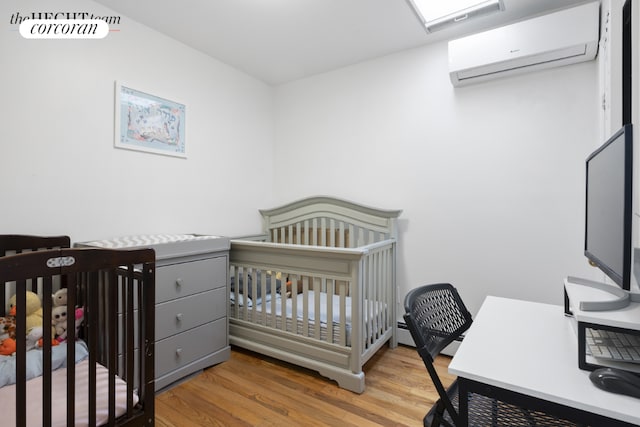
[52,288,67,307]
[26,326,59,350]
[51,306,85,341]
[75,307,84,328]
[26,327,42,351]
[9,291,43,333]
[0,316,16,341]
[51,305,68,340]
[0,338,16,356]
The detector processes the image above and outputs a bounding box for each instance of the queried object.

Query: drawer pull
[175,278,183,287]
[176,348,183,356]
[176,313,183,321]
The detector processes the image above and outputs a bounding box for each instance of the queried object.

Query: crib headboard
[260,196,402,247]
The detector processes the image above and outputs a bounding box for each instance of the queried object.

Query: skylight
[407,0,505,33]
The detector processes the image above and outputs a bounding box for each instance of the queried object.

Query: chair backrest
[403,283,473,426]
[404,283,473,359]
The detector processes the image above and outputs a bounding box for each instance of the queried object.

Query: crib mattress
[1,359,138,427]
[234,291,351,345]
[233,291,388,346]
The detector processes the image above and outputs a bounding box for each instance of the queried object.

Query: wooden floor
[155,345,453,427]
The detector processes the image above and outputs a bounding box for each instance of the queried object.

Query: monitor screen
[584,124,633,291]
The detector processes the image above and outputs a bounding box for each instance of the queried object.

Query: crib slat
[376,250,382,335]
[135,269,144,401]
[320,218,326,247]
[314,279,322,339]
[15,285,26,427]
[363,255,370,348]
[326,280,334,342]
[256,270,263,324]
[109,267,118,425]
[339,281,347,346]
[125,265,136,418]
[66,273,77,427]
[259,275,268,325]
[383,249,390,331]
[376,252,382,346]
[250,270,257,320]
[246,268,253,320]
[329,219,335,247]
[287,274,295,333]
[269,272,278,329]
[42,276,53,427]
[370,257,377,342]
[246,268,252,321]
[88,270,99,427]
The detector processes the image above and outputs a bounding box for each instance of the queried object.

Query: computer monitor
[570,124,638,311]
[585,124,633,291]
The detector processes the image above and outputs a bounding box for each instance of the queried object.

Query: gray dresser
[77,234,230,390]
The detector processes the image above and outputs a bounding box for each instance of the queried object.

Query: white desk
[448,296,640,426]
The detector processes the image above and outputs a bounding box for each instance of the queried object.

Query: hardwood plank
[155,345,452,426]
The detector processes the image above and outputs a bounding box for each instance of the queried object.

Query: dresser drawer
[156,256,227,303]
[120,280,228,345]
[155,287,227,340]
[155,319,226,378]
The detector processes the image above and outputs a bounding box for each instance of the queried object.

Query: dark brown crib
[0,241,155,426]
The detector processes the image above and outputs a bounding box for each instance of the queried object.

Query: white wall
[274,41,599,316]
[1,0,605,317]
[1,0,275,243]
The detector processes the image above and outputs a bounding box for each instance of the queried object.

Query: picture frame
[114,81,186,158]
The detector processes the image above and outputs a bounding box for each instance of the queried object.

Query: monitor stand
[565,276,640,311]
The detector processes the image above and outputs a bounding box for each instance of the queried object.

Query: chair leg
[425,400,452,427]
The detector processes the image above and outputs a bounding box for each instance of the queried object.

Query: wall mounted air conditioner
[448,1,600,87]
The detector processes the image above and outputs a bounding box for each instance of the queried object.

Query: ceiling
[94,0,593,86]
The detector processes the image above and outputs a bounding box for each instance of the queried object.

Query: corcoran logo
[10,11,120,39]
[20,19,109,39]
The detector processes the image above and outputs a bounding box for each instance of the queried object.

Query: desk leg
[458,378,469,427]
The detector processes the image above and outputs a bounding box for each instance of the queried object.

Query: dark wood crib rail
[0,247,156,427]
[0,235,71,315]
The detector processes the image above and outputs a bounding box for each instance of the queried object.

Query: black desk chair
[404,283,579,427]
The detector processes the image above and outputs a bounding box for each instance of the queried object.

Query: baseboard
[397,322,415,347]
[397,321,460,356]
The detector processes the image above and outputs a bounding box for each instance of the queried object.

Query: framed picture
[114,81,186,158]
